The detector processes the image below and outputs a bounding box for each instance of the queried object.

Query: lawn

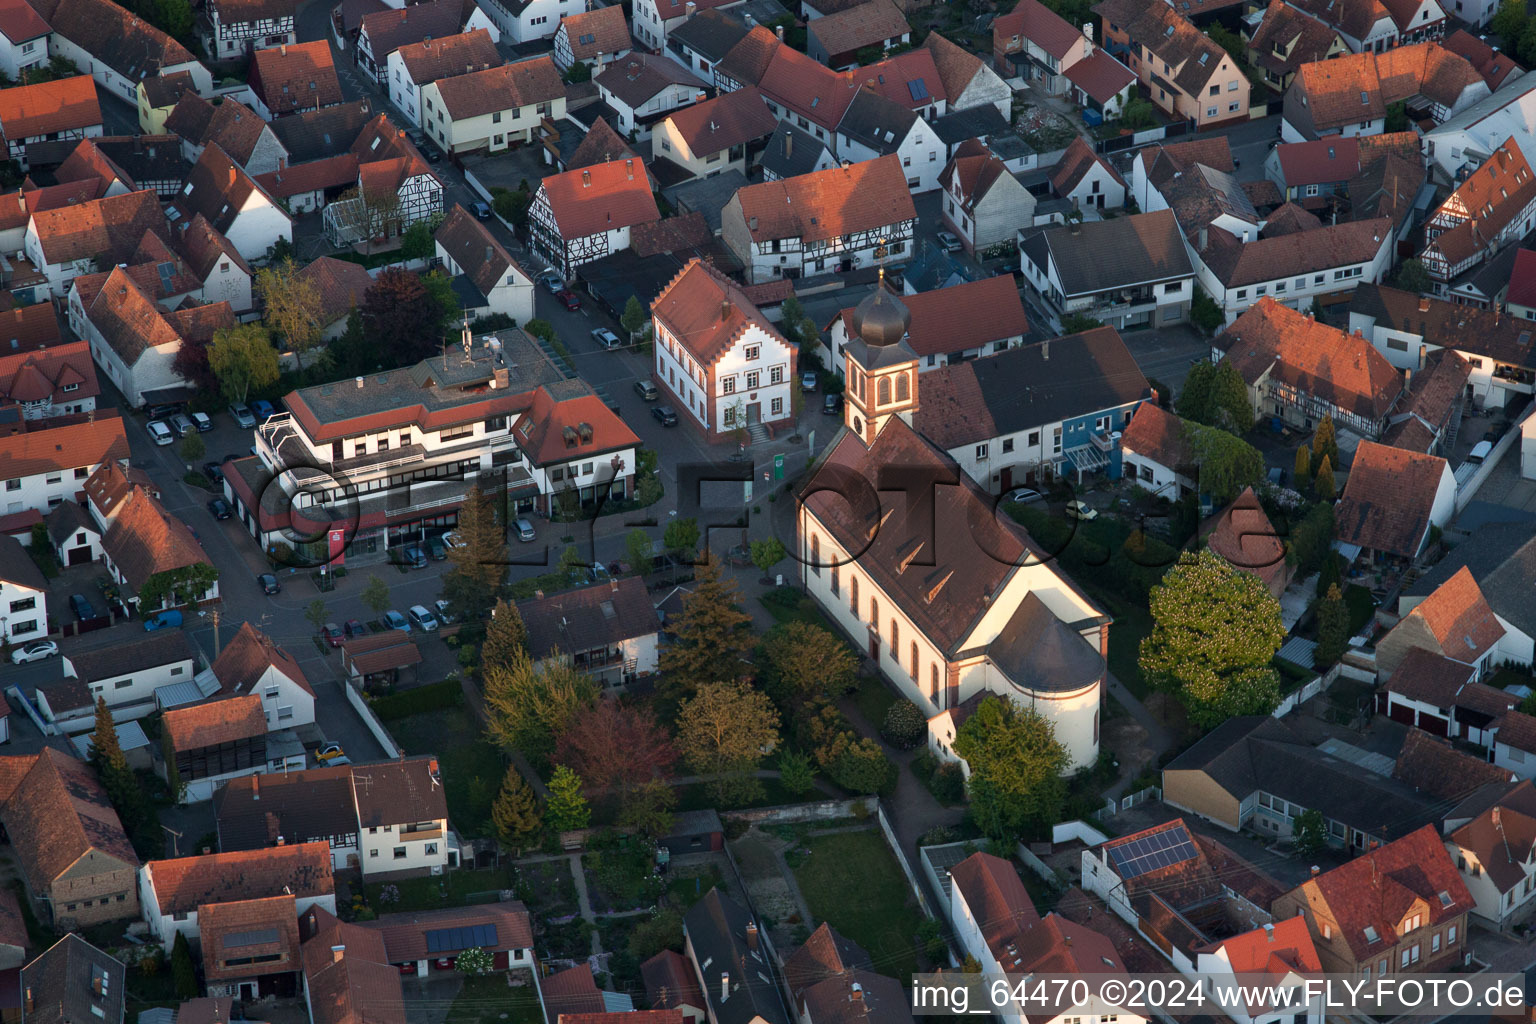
[850,674,897,729]
[790,829,926,982]
[1089,586,1154,698]
[366,866,510,913]
[387,705,503,839]
[759,589,834,627]
[442,973,543,1024]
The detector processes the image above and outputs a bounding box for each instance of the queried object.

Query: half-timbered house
[719,154,917,283]
[203,0,298,60]
[0,76,102,169]
[323,115,443,246]
[1421,137,1536,289]
[528,157,659,277]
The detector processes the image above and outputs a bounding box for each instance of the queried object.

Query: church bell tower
[843,270,920,447]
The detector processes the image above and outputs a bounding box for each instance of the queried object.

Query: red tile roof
[431,56,564,120]
[514,387,641,467]
[393,29,498,87]
[146,842,333,915]
[0,0,50,42]
[920,30,983,101]
[1276,137,1360,186]
[1448,780,1536,893]
[163,694,267,753]
[255,153,359,198]
[301,909,406,1024]
[1217,298,1402,422]
[200,894,300,982]
[857,48,947,109]
[1496,710,1536,754]
[28,188,165,266]
[1424,138,1536,269]
[0,338,93,408]
[808,0,910,59]
[358,903,533,962]
[0,411,127,481]
[1050,136,1124,196]
[1063,49,1135,105]
[1334,440,1451,558]
[537,157,658,239]
[251,41,343,115]
[542,964,605,1017]
[1286,824,1472,963]
[833,275,1027,359]
[212,621,315,698]
[298,256,374,325]
[1292,43,1481,133]
[1204,486,1288,598]
[1441,29,1524,90]
[641,950,704,1014]
[0,748,138,889]
[1405,565,1505,662]
[652,257,786,367]
[558,5,631,62]
[100,484,213,592]
[1507,248,1536,308]
[994,0,1081,60]
[732,153,915,245]
[662,86,777,157]
[1392,727,1513,800]
[1119,401,1191,472]
[1218,916,1322,1012]
[948,852,1040,970]
[0,75,101,144]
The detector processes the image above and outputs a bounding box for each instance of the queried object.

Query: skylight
[1360,91,1369,104]
[908,78,929,101]
[1364,926,1380,943]
[1438,890,1453,907]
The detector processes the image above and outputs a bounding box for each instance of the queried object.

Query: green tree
[1117,96,1157,130]
[544,765,590,832]
[255,258,325,371]
[1311,415,1338,469]
[1384,100,1409,133]
[625,529,654,576]
[658,554,753,696]
[363,268,447,366]
[1060,312,1103,333]
[1186,421,1265,503]
[482,647,599,761]
[171,931,197,999]
[137,563,219,611]
[628,910,684,959]
[750,538,787,579]
[952,697,1070,841]
[1292,808,1329,856]
[1315,454,1337,501]
[1315,583,1349,667]
[304,599,329,635]
[1287,501,1335,575]
[1520,19,1536,66]
[676,681,780,805]
[881,700,927,749]
[1190,286,1224,334]
[207,323,279,404]
[828,738,896,794]
[759,621,857,713]
[361,574,391,617]
[663,516,700,559]
[482,598,528,669]
[1209,361,1254,434]
[179,433,205,462]
[1394,257,1430,294]
[617,778,677,838]
[778,748,817,796]
[90,697,144,834]
[1139,550,1287,728]
[563,60,592,83]
[1178,361,1215,423]
[1494,0,1528,43]
[1206,22,1245,62]
[151,0,193,40]
[399,218,435,262]
[442,480,509,623]
[621,295,647,341]
[1293,444,1311,483]
[491,766,542,851]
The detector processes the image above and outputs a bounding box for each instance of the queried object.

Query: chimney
[1263,922,1275,940]
[276,835,285,846]
[784,131,793,158]
[252,775,260,800]
[1418,295,1430,311]
[535,589,544,599]
[721,972,730,1002]
[626,158,634,180]
[280,44,286,56]
[331,945,345,963]
[851,981,864,1001]
[355,376,365,388]
[486,245,494,263]
[23,988,31,1014]
[1043,338,1049,359]
[746,922,759,951]
[722,299,732,320]
[582,169,592,187]
[1494,806,1504,827]
[610,578,618,592]
[1310,865,1320,876]
[776,23,784,39]
[686,0,695,10]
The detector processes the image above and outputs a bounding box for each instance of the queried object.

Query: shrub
[881,699,927,749]
[368,678,465,720]
[920,825,960,846]
[931,763,966,804]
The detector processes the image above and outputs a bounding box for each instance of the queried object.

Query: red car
[322,623,344,648]
[555,288,580,311]
[432,957,456,970]
[397,962,417,976]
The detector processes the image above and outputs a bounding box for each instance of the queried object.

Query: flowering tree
[1139,550,1287,728]
[455,947,493,975]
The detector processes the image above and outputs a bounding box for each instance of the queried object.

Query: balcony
[401,826,444,842]
[1090,430,1115,453]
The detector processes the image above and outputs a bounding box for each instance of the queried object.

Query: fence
[1096,119,1192,155]
[1454,402,1535,515]
[1014,842,1058,885]
[1095,785,1162,822]
[1052,820,1110,847]
[876,801,932,917]
[343,681,403,758]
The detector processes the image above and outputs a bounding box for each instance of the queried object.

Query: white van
[1467,440,1493,465]
[147,420,174,445]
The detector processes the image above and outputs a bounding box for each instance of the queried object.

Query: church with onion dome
[796,274,1109,774]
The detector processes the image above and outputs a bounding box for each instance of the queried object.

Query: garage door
[66,546,92,566]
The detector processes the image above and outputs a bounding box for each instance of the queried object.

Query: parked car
[432,957,456,970]
[146,402,185,419]
[441,530,463,549]
[147,420,174,445]
[652,405,678,427]
[256,573,281,595]
[433,599,454,625]
[538,271,562,294]
[1003,487,1045,505]
[69,593,96,621]
[344,619,368,639]
[400,545,428,568]
[169,413,195,437]
[144,609,183,631]
[514,517,536,542]
[190,411,213,432]
[823,393,841,415]
[801,370,818,392]
[425,534,447,560]
[472,201,492,220]
[250,399,276,421]
[591,327,621,349]
[202,461,224,483]
[207,497,233,520]
[229,403,256,428]
[936,230,962,252]
[322,622,344,647]
[1468,440,1494,464]
[397,963,418,976]
[11,640,59,664]
[556,288,580,311]
[634,380,658,401]
[408,604,440,631]
[1064,500,1098,521]
[316,742,346,762]
[381,609,412,632]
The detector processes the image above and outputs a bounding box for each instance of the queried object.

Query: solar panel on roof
[1105,823,1197,879]
[424,923,498,953]
[908,79,929,101]
[223,928,281,948]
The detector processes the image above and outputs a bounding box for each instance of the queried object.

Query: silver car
[591,328,621,349]
[147,420,174,445]
[169,412,195,436]
[407,604,440,631]
[515,517,536,542]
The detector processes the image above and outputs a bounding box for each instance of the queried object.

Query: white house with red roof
[0,413,127,528]
[1195,918,1324,1024]
[212,622,316,730]
[825,275,1029,372]
[632,0,740,50]
[650,258,797,443]
[0,532,46,645]
[0,0,51,80]
[477,0,583,44]
[939,139,1036,253]
[528,157,659,277]
[0,339,97,419]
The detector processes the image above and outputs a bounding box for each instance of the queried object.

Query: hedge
[369,679,465,721]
